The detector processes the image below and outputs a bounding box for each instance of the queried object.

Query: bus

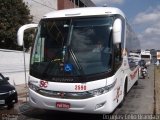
[17,7,140,114]
[128,52,141,65]
[140,50,152,66]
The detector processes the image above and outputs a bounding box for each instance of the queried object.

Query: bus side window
[114,43,122,71]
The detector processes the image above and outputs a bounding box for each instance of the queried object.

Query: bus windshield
[30,17,113,80]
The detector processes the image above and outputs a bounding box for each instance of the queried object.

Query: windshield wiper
[66,21,85,76]
[68,46,85,75]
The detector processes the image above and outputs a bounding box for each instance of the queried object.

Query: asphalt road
[0,65,155,120]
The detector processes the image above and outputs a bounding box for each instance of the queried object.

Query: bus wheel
[118,79,127,108]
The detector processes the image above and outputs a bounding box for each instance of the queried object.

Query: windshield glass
[0,74,4,82]
[30,17,113,80]
[0,74,7,84]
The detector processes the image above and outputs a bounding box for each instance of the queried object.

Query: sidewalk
[155,65,160,114]
[15,84,29,103]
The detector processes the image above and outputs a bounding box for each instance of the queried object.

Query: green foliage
[0,0,33,50]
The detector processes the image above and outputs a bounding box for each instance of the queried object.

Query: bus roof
[43,7,125,19]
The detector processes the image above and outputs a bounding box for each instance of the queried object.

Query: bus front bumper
[29,89,116,114]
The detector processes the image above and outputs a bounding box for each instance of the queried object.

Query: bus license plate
[0,100,5,104]
[56,102,70,109]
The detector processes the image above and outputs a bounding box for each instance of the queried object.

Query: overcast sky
[91,0,160,50]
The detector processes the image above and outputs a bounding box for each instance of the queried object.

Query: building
[23,0,95,23]
[58,0,95,10]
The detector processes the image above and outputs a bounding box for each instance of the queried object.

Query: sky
[91,0,160,50]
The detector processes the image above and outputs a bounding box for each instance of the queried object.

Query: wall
[0,49,30,85]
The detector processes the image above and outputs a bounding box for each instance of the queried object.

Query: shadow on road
[18,103,105,120]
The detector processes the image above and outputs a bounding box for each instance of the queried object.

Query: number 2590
[75,85,86,91]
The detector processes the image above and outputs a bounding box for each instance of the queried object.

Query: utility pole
[23,43,28,102]
[23,43,27,87]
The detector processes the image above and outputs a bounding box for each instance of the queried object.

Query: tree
[0,0,33,50]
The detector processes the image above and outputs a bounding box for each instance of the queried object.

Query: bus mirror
[17,24,38,46]
[113,19,122,44]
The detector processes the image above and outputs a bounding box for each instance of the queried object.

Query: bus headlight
[88,80,117,96]
[28,82,39,92]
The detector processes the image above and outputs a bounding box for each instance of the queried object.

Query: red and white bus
[17,7,140,114]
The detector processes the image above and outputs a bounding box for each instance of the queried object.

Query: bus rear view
[141,51,152,66]
[17,7,140,114]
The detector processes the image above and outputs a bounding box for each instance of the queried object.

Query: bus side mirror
[17,24,38,46]
[113,19,122,44]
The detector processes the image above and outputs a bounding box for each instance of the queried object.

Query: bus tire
[118,78,127,108]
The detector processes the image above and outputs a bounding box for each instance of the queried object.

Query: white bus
[141,50,152,66]
[17,7,140,114]
[128,52,141,65]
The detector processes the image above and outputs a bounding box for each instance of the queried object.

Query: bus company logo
[39,80,48,88]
